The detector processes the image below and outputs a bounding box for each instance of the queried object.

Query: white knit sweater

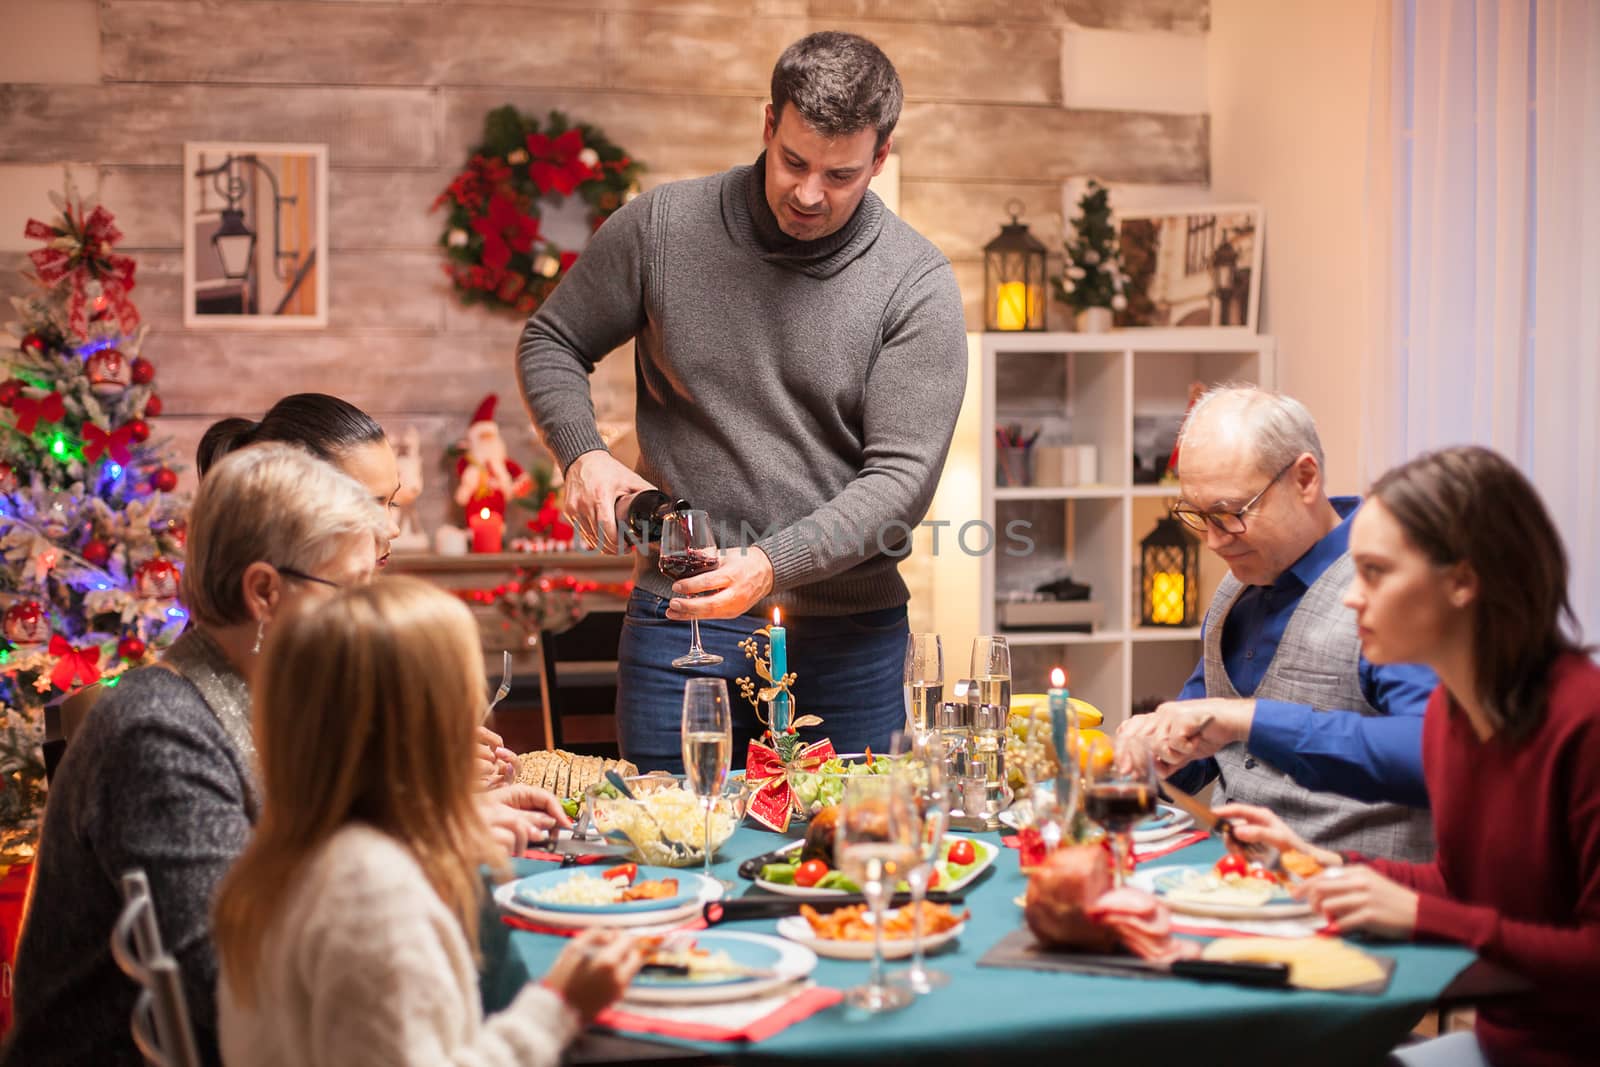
[217,824,579,1067]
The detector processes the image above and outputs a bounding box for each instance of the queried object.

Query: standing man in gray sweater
[517,32,967,771]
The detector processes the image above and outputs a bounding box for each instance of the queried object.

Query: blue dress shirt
[1166,497,1435,808]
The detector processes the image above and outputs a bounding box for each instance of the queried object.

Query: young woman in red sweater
[1219,445,1600,1067]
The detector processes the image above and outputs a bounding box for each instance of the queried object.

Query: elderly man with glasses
[1118,386,1436,862]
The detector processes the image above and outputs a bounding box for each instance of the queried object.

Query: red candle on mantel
[468,506,504,554]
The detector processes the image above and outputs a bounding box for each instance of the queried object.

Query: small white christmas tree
[1052,180,1127,318]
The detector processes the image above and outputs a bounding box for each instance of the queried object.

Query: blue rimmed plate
[510,866,699,915]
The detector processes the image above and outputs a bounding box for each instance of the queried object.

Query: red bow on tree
[526,129,596,196]
[82,422,137,465]
[25,200,140,340]
[49,634,103,692]
[471,193,542,270]
[11,391,65,434]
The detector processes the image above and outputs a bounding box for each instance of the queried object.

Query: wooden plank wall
[0,0,1208,537]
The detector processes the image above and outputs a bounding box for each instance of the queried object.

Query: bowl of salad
[586,774,748,867]
[785,753,897,820]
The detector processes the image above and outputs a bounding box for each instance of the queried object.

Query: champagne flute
[1083,740,1157,887]
[660,509,723,669]
[680,677,733,886]
[903,633,943,735]
[888,731,951,994]
[969,636,1011,712]
[836,775,918,1014]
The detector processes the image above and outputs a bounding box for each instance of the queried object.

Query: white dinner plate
[999,803,1194,842]
[775,908,966,960]
[1133,864,1313,919]
[494,872,721,929]
[622,931,816,1005]
[751,836,996,898]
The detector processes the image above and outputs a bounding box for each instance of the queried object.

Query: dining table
[483,823,1485,1067]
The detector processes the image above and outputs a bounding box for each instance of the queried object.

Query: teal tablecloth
[493,825,1476,1066]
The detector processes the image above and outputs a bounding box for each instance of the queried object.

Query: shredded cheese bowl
[588,774,748,867]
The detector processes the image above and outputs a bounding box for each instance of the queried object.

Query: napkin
[521,848,604,865]
[595,982,842,1043]
[1133,830,1210,863]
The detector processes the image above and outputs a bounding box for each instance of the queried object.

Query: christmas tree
[1052,180,1128,314]
[0,176,189,860]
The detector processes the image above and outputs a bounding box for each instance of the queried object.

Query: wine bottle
[616,490,691,548]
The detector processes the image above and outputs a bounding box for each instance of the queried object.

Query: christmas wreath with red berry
[434,106,645,315]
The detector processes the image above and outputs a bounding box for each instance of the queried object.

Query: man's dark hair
[770,32,903,151]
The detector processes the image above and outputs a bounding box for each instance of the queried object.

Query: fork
[482,651,513,725]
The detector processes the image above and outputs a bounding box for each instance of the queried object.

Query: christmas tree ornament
[81,539,110,566]
[144,393,163,417]
[152,514,187,549]
[151,467,178,493]
[24,177,140,338]
[83,421,137,465]
[118,635,147,661]
[134,557,181,599]
[48,634,102,692]
[130,357,155,385]
[0,379,25,408]
[20,334,48,358]
[3,600,50,646]
[128,419,151,443]
[11,389,66,433]
[85,347,132,396]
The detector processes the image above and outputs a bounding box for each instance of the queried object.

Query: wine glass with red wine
[1084,741,1157,887]
[659,508,723,669]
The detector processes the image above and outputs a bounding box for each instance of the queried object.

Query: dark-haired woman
[1221,445,1600,1067]
[199,393,401,567]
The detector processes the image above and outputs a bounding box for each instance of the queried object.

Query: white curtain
[1363,0,1600,638]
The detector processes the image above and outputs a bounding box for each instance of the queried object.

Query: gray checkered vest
[1204,553,1435,861]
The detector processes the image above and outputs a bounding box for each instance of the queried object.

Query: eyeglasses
[1170,457,1298,536]
[274,565,342,589]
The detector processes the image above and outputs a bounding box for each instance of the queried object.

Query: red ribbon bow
[11,391,65,434]
[743,737,837,833]
[25,201,140,339]
[49,634,103,692]
[82,422,137,465]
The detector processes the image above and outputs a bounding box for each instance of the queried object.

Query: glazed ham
[1024,845,1197,963]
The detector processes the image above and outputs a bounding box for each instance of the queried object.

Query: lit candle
[468,506,504,554]
[769,608,789,733]
[1151,572,1185,625]
[1047,666,1071,771]
[995,281,1029,330]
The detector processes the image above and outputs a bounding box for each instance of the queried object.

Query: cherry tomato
[794,859,830,888]
[1214,853,1249,879]
[926,867,941,890]
[1245,864,1281,885]
[602,863,637,884]
[947,839,977,866]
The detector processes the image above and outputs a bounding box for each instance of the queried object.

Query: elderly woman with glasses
[5,445,386,1067]
[1116,386,1437,862]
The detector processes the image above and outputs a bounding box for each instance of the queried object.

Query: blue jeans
[615,589,909,773]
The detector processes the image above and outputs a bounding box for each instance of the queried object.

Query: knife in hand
[1157,778,1285,875]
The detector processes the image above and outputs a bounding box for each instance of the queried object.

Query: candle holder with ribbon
[735,619,834,833]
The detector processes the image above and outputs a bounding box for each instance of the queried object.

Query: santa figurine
[454,394,532,522]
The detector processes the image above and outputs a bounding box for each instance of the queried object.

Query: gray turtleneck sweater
[517,158,968,616]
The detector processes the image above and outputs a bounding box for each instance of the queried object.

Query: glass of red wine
[1083,740,1158,887]
[659,508,723,669]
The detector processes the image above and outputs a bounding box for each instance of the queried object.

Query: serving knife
[1056,950,1291,988]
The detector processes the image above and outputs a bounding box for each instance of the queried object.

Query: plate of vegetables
[752,834,996,897]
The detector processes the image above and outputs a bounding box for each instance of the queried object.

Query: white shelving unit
[980,330,1275,731]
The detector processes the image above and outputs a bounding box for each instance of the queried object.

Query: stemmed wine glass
[969,636,1011,713]
[903,633,943,734]
[836,775,919,1014]
[1083,740,1157,887]
[680,677,733,886]
[888,730,951,994]
[660,509,723,669]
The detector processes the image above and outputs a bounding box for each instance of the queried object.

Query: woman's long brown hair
[213,577,502,1005]
[1370,445,1583,740]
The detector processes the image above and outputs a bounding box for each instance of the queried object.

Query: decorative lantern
[134,557,181,599]
[983,199,1047,332]
[1210,232,1239,326]
[212,207,257,281]
[85,347,132,396]
[1140,517,1199,627]
[4,600,50,646]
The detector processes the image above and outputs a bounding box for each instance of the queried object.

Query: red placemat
[595,985,843,1043]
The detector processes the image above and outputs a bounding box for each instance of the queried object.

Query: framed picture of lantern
[1114,204,1263,331]
[1139,517,1199,627]
[182,142,328,328]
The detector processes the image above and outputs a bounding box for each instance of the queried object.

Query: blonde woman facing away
[5,445,387,1067]
[214,577,641,1067]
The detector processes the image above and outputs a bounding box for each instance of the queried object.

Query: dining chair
[109,869,202,1067]
[537,609,625,757]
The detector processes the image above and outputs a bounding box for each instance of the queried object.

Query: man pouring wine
[517,32,967,772]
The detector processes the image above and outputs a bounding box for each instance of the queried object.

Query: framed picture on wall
[1114,205,1263,331]
[183,142,328,328]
